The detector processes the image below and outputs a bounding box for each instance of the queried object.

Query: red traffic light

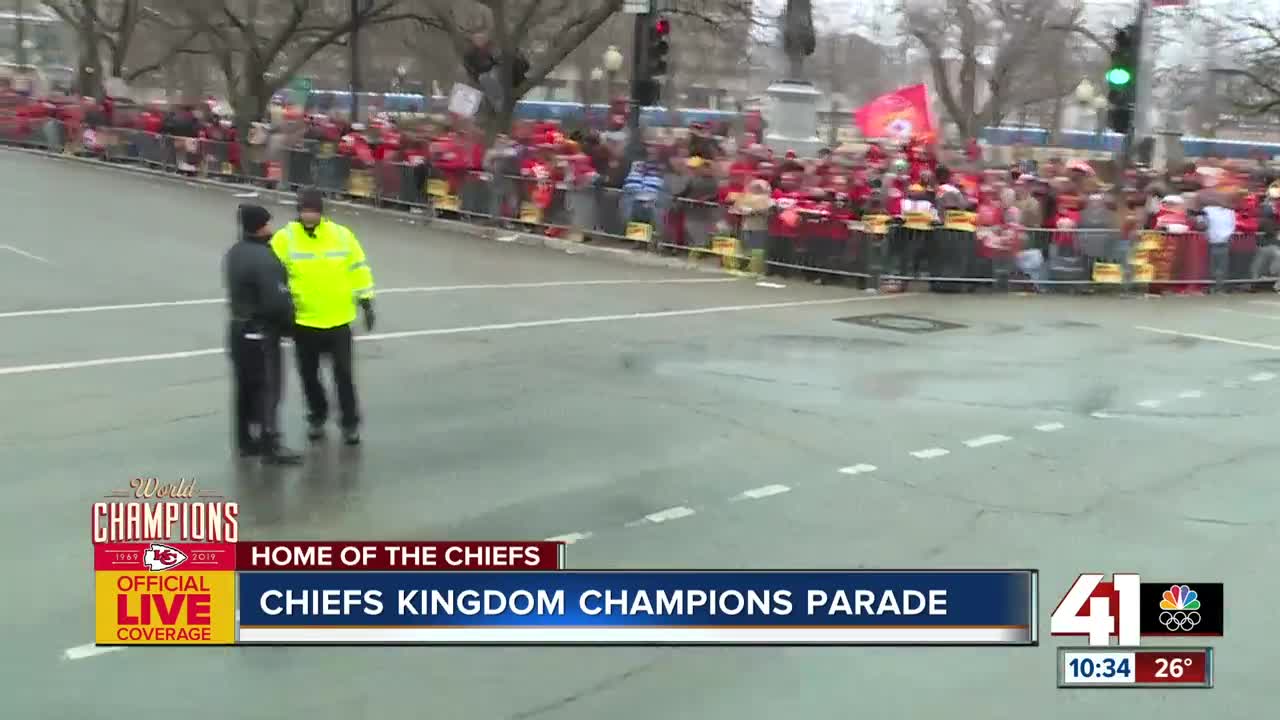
[654,17,670,35]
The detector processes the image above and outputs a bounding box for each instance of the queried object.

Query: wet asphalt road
[2,150,1278,718]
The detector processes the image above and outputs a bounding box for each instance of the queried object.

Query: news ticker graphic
[1050,574,1224,646]
[234,570,1038,645]
[236,541,564,571]
[93,487,1037,647]
[1057,647,1213,688]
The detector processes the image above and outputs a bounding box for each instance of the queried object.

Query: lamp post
[589,67,604,125]
[1091,95,1107,138]
[1075,79,1107,138]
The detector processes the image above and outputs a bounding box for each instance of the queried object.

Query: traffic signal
[636,15,670,106]
[1106,25,1136,133]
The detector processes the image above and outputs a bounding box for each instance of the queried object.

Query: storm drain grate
[835,313,966,334]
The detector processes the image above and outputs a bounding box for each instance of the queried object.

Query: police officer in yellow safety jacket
[271,188,376,446]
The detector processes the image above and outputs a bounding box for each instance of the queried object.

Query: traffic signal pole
[1121,0,1152,168]
[626,11,648,168]
[1133,0,1153,142]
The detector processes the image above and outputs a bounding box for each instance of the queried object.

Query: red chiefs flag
[853,84,937,142]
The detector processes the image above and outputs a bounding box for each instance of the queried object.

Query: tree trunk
[75,9,104,99]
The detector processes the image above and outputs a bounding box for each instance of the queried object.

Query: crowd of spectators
[4,86,1280,291]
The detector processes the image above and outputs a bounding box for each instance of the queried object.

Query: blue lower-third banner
[236,570,1038,645]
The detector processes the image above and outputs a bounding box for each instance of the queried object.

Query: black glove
[359,299,375,332]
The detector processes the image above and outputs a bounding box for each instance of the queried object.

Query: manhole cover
[835,313,966,334]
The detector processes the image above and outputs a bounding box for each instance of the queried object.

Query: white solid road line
[0,278,738,320]
[0,244,53,264]
[1135,325,1280,352]
[838,463,878,475]
[63,644,124,661]
[643,506,696,523]
[1034,422,1065,432]
[962,434,1010,448]
[737,484,791,500]
[910,448,950,459]
[0,293,911,377]
[545,532,592,545]
[0,298,222,319]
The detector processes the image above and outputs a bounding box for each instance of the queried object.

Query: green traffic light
[1106,67,1132,86]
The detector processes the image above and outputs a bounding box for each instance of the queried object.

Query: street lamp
[1075,79,1095,104]
[603,46,623,74]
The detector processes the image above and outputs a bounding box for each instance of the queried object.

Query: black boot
[261,436,303,465]
[342,428,361,446]
[307,422,325,442]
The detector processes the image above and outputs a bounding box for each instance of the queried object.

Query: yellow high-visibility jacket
[270,219,375,329]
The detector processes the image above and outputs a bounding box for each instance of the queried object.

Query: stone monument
[764,0,823,157]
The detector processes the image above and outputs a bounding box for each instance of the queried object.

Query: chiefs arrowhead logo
[143,543,188,572]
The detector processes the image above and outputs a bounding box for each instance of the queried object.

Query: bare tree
[407,0,622,134]
[1210,11,1280,121]
[900,0,1088,138]
[42,0,202,96]
[174,1,410,146]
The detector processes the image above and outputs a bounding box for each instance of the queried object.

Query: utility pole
[350,0,362,123]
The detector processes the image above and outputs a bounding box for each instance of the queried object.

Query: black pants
[293,323,359,430]
[229,323,283,450]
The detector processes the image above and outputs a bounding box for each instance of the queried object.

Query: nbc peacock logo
[1158,584,1201,632]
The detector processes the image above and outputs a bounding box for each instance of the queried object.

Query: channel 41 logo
[1049,574,1224,646]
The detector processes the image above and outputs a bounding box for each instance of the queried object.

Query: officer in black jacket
[224,204,302,464]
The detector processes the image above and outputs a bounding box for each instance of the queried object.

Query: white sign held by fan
[447,83,484,118]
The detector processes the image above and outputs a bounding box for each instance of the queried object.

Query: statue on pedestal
[782,0,816,83]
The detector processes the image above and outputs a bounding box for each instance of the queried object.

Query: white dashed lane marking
[910,448,950,460]
[642,506,696,524]
[545,532,592,545]
[1249,372,1277,382]
[1137,399,1162,409]
[736,484,791,500]
[838,464,878,475]
[63,644,124,661]
[1034,422,1065,432]
[1177,390,1203,399]
[962,434,1011,448]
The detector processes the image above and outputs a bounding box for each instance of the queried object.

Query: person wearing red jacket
[520,143,559,227]
[768,172,807,275]
[826,175,856,272]
[430,129,470,198]
[865,141,887,170]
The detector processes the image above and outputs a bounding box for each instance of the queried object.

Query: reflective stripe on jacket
[270,219,375,329]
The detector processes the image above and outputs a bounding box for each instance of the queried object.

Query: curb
[1,144,748,278]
